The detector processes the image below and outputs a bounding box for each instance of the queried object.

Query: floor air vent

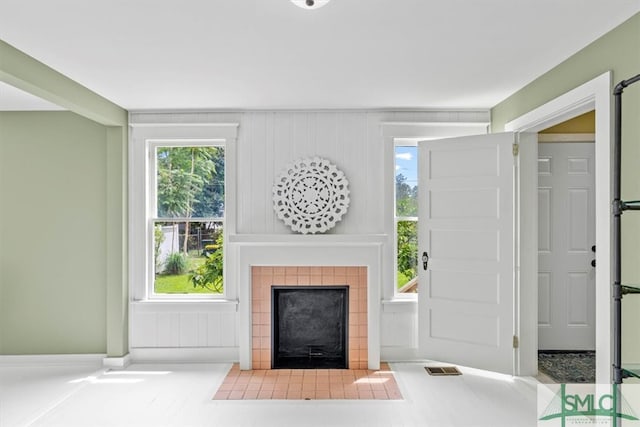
[425,366,462,376]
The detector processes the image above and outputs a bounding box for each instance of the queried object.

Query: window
[149,143,225,296]
[395,144,418,294]
[383,119,489,301]
[130,121,238,303]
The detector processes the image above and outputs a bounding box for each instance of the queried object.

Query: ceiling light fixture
[291,0,331,10]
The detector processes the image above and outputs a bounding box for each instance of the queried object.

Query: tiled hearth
[213,363,402,400]
[251,266,368,370]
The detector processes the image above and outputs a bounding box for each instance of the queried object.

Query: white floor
[0,361,539,427]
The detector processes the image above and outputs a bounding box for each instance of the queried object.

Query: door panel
[538,273,551,326]
[418,132,516,375]
[538,142,595,350]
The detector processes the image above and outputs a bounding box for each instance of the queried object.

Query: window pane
[156,146,225,218]
[395,146,417,217]
[153,220,223,294]
[397,220,418,293]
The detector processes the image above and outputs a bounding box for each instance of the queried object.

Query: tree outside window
[153,145,225,295]
[395,145,418,293]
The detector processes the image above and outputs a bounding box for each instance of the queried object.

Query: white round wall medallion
[273,157,350,234]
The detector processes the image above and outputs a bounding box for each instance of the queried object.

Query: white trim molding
[537,133,595,143]
[0,354,106,367]
[506,71,612,381]
[103,354,132,369]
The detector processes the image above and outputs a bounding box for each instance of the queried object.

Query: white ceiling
[0,0,639,111]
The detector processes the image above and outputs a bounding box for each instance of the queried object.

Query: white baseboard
[103,354,132,369]
[381,347,420,362]
[130,347,239,363]
[0,353,106,367]
[0,348,411,366]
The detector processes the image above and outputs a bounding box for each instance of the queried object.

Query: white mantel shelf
[229,234,388,244]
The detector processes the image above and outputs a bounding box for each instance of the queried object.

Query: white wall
[128,110,489,361]
[236,111,384,234]
[129,302,238,362]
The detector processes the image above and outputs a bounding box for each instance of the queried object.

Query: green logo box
[538,384,640,426]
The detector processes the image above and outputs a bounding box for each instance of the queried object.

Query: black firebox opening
[272,286,348,369]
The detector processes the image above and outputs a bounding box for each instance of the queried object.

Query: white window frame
[129,122,239,302]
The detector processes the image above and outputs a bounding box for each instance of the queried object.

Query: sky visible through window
[395,146,417,190]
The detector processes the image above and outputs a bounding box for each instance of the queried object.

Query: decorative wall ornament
[273,157,350,234]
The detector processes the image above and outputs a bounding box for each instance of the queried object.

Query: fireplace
[272,286,348,369]
[236,235,383,371]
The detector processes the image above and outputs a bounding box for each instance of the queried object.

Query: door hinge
[513,335,519,349]
[512,143,519,156]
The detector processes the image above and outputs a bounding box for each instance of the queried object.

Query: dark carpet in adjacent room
[538,351,595,383]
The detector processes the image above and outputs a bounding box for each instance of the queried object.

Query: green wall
[0,40,128,358]
[491,12,640,362]
[492,12,640,131]
[0,111,108,354]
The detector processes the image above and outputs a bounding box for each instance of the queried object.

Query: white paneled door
[538,142,595,350]
[418,133,516,375]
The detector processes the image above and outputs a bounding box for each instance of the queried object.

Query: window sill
[382,297,417,313]
[131,299,238,312]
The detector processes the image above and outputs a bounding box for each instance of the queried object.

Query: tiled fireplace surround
[251,266,368,370]
[235,237,383,371]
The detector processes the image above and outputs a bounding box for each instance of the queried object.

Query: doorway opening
[536,111,596,383]
[505,72,611,382]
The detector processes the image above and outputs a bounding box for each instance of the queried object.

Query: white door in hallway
[418,132,516,375]
[538,142,595,350]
